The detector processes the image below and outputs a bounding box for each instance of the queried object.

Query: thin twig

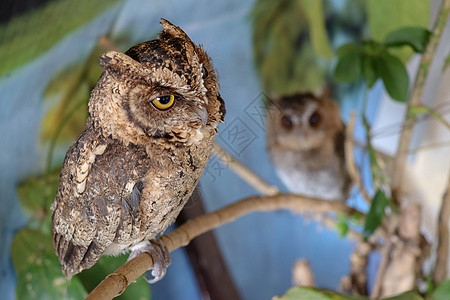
[86,194,359,299]
[391,0,450,201]
[433,170,450,283]
[345,111,371,203]
[212,143,280,196]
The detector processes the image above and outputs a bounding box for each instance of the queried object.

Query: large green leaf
[384,291,423,300]
[12,228,87,300]
[432,279,450,300]
[273,287,333,300]
[375,52,409,102]
[301,0,333,59]
[367,0,429,61]
[333,43,364,83]
[364,189,389,239]
[384,27,431,53]
[251,0,327,94]
[17,171,60,233]
[0,0,122,76]
[361,55,379,88]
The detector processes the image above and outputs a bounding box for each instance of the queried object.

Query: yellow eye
[151,94,176,111]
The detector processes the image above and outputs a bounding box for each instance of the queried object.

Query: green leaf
[17,171,60,233]
[251,0,328,94]
[335,214,351,237]
[336,43,364,57]
[273,287,422,300]
[362,55,379,88]
[333,53,362,83]
[375,52,409,102]
[77,254,150,300]
[383,291,423,300]
[0,0,121,76]
[274,286,369,299]
[384,27,431,53]
[333,44,364,83]
[367,0,430,61]
[12,228,87,299]
[432,279,450,300]
[335,220,349,238]
[364,189,389,239]
[273,287,332,300]
[300,0,333,59]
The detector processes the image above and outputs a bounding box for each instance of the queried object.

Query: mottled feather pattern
[51,19,225,279]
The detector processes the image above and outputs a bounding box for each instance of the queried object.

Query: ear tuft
[99,51,147,84]
[159,18,190,41]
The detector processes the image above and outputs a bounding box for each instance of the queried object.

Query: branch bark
[86,194,359,299]
[379,204,421,297]
[433,171,450,283]
[340,242,372,295]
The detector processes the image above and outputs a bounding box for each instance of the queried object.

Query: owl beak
[196,106,208,126]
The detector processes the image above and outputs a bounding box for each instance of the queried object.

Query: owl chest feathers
[269,146,349,201]
[94,133,210,240]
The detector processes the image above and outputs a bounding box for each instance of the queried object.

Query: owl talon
[128,239,171,283]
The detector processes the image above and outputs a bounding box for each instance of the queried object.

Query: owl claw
[128,239,171,283]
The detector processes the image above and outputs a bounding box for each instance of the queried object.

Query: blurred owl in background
[266,92,351,201]
[51,19,225,281]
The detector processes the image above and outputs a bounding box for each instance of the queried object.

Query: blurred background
[0,0,449,299]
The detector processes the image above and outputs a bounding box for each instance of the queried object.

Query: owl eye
[280,115,293,130]
[202,66,209,79]
[308,111,321,127]
[151,94,177,111]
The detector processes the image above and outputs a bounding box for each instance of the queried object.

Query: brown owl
[50,19,225,282]
[266,92,351,201]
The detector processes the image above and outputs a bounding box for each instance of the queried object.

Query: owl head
[266,92,343,152]
[89,19,225,147]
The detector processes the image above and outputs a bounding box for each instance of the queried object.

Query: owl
[50,19,225,281]
[266,92,351,201]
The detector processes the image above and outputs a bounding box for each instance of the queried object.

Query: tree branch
[86,194,359,299]
[391,0,450,201]
[433,170,450,283]
[380,204,421,297]
[212,143,374,241]
[340,242,372,295]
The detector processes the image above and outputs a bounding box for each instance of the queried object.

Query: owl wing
[51,126,144,279]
